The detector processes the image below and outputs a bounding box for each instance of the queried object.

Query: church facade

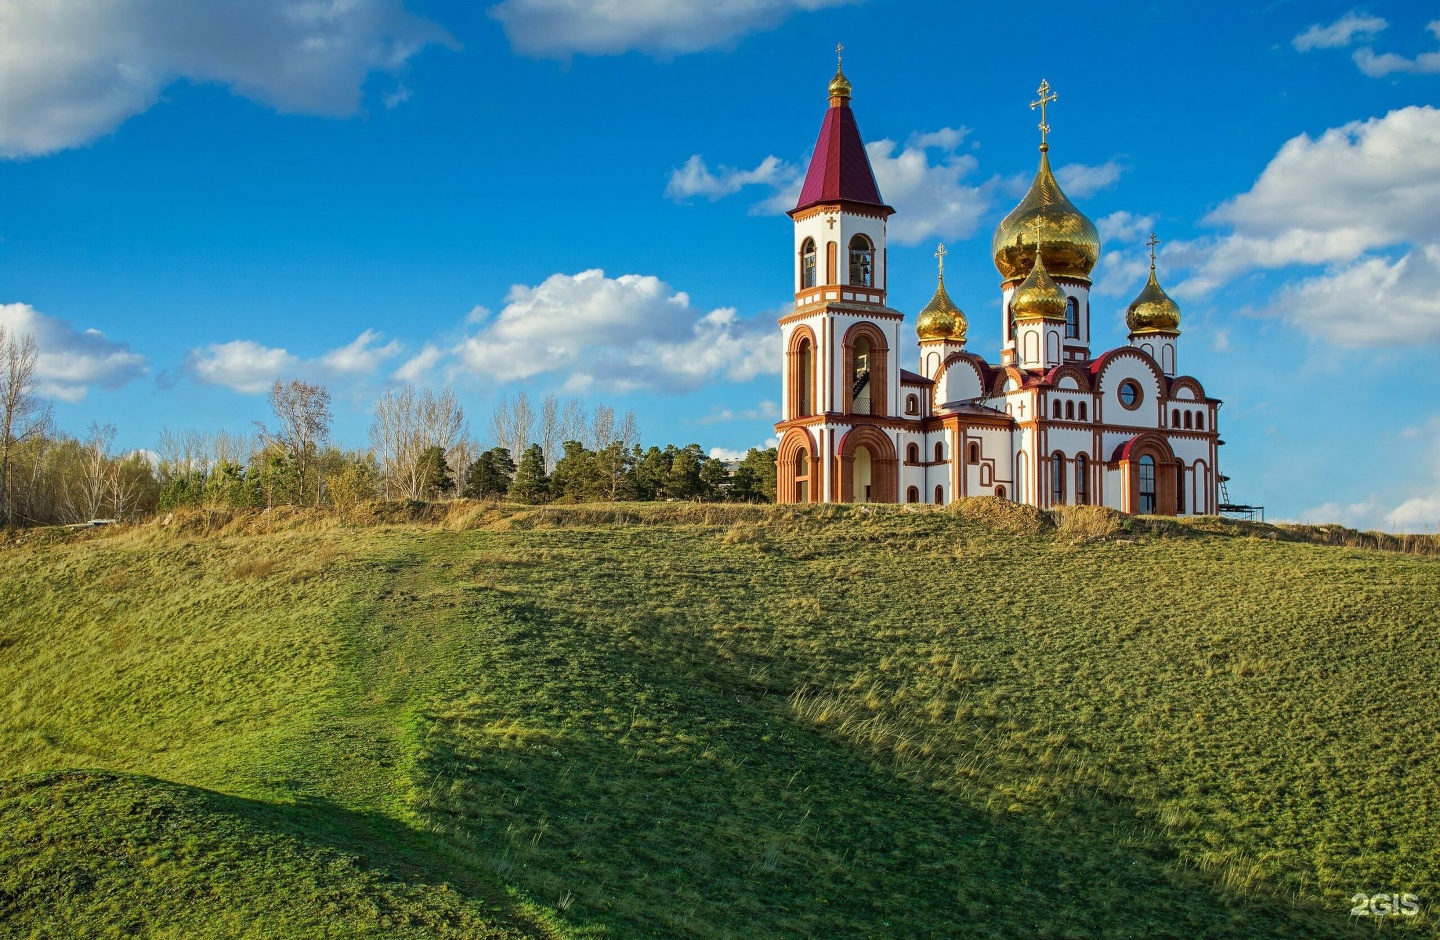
[774,66,1220,516]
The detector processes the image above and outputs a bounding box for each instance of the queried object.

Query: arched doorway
[837,426,898,504]
[1114,433,1179,515]
[776,427,818,505]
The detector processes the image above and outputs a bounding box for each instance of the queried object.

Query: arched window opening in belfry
[851,336,873,414]
[800,238,817,289]
[1172,408,1180,427]
[848,234,874,287]
[795,336,815,416]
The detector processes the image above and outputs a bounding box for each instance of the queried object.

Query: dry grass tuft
[1051,504,1123,543]
[949,496,1048,535]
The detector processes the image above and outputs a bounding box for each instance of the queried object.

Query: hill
[1,501,1436,938]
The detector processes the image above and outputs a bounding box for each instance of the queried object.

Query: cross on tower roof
[1031,79,1057,152]
[1147,232,1161,269]
[836,42,843,67]
[935,242,947,277]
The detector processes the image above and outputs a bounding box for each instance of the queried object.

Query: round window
[1118,379,1143,409]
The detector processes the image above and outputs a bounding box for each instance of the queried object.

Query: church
[774,61,1220,515]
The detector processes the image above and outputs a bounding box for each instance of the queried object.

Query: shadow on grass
[403,591,1371,940]
[0,770,560,940]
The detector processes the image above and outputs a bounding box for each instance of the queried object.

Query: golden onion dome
[991,150,1100,282]
[917,276,967,342]
[1010,248,1068,321]
[1126,265,1182,334]
[828,65,852,99]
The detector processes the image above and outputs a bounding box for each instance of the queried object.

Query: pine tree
[463,448,515,499]
[507,443,550,504]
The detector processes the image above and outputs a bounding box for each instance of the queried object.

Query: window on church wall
[1052,400,1062,419]
[848,235,874,287]
[1051,452,1066,505]
[906,486,919,504]
[907,443,919,464]
[1078,402,1088,421]
[1119,380,1142,410]
[826,241,837,285]
[794,449,811,503]
[1138,455,1157,514]
[1171,408,1180,427]
[995,484,1007,500]
[980,463,992,485]
[934,442,944,463]
[1065,297,1079,339]
[1066,400,1075,420]
[800,238,817,289]
[795,338,815,416]
[1184,411,1193,429]
[1176,462,1186,514]
[905,394,919,415]
[1075,454,1089,505]
[968,442,980,464]
[1196,412,1205,430]
[935,485,944,504]
[851,336,873,415]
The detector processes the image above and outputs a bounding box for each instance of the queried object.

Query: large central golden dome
[991,149,1100,283]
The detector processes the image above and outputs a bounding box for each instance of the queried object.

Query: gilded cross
[1031,79,1057,149]
[836,43,843,68]
[935,243,947,277]
[1146,232,1161,269]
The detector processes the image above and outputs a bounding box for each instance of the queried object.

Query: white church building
[774,64,1220,516]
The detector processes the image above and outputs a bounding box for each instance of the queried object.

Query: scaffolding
[1217,473,1264,522]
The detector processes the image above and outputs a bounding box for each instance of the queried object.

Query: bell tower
[776,49,904,504]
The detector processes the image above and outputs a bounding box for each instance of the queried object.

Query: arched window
[1066,400,1075,421]
[851,335,873,414]
[1196,412,1205,430]
[995,485,1007,500]
[934,442,944,463]
[1006,303,1015,342]
[1184,411,1193,429]
[968,442,980,464]
[1051,451,1066,505]
[1138,455,1156,514]
[907,443,920,464]
[1176,461,1186,514]
[1172,408,1180,427]
[1078,402,1088,422]
[826,241,837,284]
[934,485,944,504]
[800,238,817,288]
[906,486,920,504]
[1052,400,1063,419]
[905,394,919,415]
[848,234,874,287]
[795,450,812,503]
[1075,454,1088,505]
[795,336,815,416]
[1065,297,1079,339]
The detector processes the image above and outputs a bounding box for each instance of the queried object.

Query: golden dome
[916,276,967,343]
[991,150,1100,282]
[828,65,852,99]
[1009,248,1068,322]
[1126,266,1182,334]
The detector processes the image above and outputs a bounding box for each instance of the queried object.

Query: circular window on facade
[1118,379,1143,410]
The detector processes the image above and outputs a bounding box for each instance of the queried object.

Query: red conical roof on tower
[790,62,893,218]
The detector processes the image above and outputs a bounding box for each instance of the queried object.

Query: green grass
[1,502,1436,938]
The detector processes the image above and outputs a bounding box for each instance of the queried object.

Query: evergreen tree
[630,446,668,501]
[417,445,453,499]
[699,454,730,500]
[550,440,599,502]
[507,443,550,504]
[462,447,516,499]
[731,447,778,502]
[664,444,704,500]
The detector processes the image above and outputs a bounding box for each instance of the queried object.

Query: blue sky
[3,0,1439,528]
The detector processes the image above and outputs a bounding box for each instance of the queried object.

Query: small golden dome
[917,276,967,343]
[1126,266,1182,334]
[991,150,1100,282]
[828,66,852,100]
[1010,249,1068,322]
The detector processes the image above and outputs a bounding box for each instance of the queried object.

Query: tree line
[0,328,776,528]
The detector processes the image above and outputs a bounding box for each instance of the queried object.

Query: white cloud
[865,132,993,245]
[1353,21,1440,76]
[488,0,857,58]
[185,330,402,393]
[1299,419,1440,531]
[1092,211,1157,298]
[1292,12,1388,51]
[1261,245,1440,346]
[0,303,147,402]
[1055,160,1124,198]
[1174,106,1440,302]
[394,343,445,383]
[432,269,777,393]
[0,0,449,158]
[695,400,779,424]
[665,154,800,202]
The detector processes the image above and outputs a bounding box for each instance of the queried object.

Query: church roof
[899,369,934,386]
[792,88,892,216]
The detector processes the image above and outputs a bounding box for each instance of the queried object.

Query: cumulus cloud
[1175,105,1440,305]
[489,0,857,58]
[427,269,776,393]
[1261,245,1440,346]
[1089,211,1157,298]
[1300,418,1440,531]
[0,0,449,158]
[0,303,147,402]
[695,400,779,424]
[865,131,993,245]
[1353,21,1440,76]
[185,330,403,393]
[1055,160,1124,198]
[1292,12,1388,51]
[665,154,800,202]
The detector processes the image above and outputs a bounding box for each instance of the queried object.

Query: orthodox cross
[1146,232,1161,269]
[836,43,843,68]
[1031,79,1056,149]
[935,243,947,277]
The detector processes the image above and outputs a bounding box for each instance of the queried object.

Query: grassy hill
[1,501,1436,939]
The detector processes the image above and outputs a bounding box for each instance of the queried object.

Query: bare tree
[539,393,561,472]
[487,391,535,463]
[66,421,115,522]
[0,327,48,527]
[561,396,587,445]
[370,385,466,500]
[261,379,332,506]
[590,404,615,451]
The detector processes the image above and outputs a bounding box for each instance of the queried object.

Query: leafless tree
[66,421,116,522]
[539,393,562,471]
[261,379,332,506]
[0,327,49,527]
[590,405,614,451]
[561,397,587,445]
[370,385,466,500]
[487,391,535,462]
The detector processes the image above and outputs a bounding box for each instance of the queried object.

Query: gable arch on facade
[835,425,898,504]
[1110,431,1179,516]
[933,353,985,405]
[1167,376,1206,401]
[990,365,1027,398]
[1046,363,1092,392]
[841,321,890,416]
